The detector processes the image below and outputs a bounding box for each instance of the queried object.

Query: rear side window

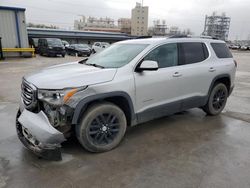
[211,43,233,58]
[179,43,209,65]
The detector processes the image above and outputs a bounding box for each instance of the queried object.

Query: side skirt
[136,96,207,125]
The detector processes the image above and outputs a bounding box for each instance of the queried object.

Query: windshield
[47,39,63,46]
[86,43,148,68]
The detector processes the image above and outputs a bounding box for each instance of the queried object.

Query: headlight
[38,86,87,106]
[48,46,53,49]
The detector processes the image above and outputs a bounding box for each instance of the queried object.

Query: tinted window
[179,42,208,65]
[47,39,63,46]
[144,43,178,68]
[211,43,233,58]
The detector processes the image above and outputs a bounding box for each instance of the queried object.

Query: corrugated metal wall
[0,8,29,57]
[0,10,17,48]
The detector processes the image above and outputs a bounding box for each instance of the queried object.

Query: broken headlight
[38,86,87,106]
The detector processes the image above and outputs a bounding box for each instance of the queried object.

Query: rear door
[177,42,215,109]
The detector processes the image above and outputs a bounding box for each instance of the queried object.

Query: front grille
[53,47,62,51]
[21,79,37,109]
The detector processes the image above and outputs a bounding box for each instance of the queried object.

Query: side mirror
[136,60,159,72]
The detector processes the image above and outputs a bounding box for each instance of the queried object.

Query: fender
[206,74,231,102]
[71,91,136,125]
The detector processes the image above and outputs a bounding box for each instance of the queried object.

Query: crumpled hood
[24,62,117,89]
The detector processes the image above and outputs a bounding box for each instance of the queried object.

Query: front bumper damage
[16,109,66,161]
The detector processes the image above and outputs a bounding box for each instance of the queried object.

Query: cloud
[1,0,250,39]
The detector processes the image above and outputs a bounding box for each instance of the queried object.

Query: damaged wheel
[75,102,127,152]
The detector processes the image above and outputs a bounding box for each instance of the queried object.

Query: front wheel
[75,102,127,152]
[202,83,228,115]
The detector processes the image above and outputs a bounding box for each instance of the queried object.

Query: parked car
[38,38,66,57]
[62,40,70,48]
[229,44,241,50]
[16,36,236,160]
[92,42,110,53]
[66,44,92,57]
[29,38,39,54]
[240,45,249,50]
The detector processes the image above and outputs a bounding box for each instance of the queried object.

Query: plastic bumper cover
[16,109,66,161]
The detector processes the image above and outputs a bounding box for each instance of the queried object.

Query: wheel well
[214,77,231,93]
[76,96,133,126]
[105,96,132,126]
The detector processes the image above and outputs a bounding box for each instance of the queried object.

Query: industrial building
[203,12,231,41]
[149,20,168,36]
[118,18,131,34]
[0,6,31,57]
[131,2,149,36]
[74,16,120,33]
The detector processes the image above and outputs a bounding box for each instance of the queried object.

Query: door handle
[209,67,216,72]
[173,72,182,77]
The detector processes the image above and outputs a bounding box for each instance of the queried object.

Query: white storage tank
[0,6,30,57]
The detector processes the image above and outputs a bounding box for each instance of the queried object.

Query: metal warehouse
[0,6,30,57]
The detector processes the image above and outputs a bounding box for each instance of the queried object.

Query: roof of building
[0,6,26,11]
[27,28,133,40]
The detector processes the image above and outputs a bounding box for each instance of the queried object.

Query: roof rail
[168,35,190,38]
[135,36,152,39]
[168,35,219,40]
[200,35,219,40]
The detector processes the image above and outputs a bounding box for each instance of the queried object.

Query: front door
[134,43,184,123]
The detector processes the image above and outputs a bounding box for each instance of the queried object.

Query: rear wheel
[202,83,228,115]
[75,102,127,152]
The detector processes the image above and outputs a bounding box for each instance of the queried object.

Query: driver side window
[144,43,178,68]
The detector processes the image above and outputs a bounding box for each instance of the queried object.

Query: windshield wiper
[85,63,105,69]
[78,58,88,64]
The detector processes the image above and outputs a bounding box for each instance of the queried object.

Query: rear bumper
[47,49,65,55]
[16,109,66,161]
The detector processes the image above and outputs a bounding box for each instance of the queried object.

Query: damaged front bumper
[16,109,66,161]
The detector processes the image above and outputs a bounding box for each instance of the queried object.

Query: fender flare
[71,91,136,125]
[206,74,231,102]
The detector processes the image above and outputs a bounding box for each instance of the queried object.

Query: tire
[75,102,127,152]
[62,53,65,57]
[202,83,228,116]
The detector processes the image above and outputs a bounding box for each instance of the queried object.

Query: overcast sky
[1,0,250,40]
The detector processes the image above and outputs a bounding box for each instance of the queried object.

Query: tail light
[234,60,237,68]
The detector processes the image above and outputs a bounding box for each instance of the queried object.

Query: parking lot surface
[0,53,250,188]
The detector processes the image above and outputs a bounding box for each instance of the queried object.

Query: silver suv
[16,36,236,160]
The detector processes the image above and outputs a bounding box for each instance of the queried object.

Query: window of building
[144,43,178,68]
